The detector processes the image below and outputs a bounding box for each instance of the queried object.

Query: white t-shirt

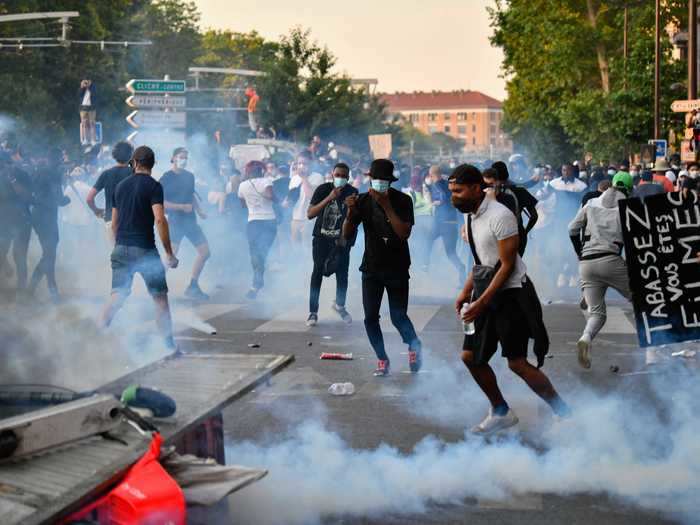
[81,89,92,107]
[549,176,586,192]
[289,172,324,221]
[238,177,275,222]
[464,198,527,290]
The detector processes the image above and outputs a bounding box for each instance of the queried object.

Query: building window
[409,113,419,123]
[444,112,451,120]
[490,124,497,135]
[428,113,437,121]
[457,112,467,121]
[444,125,451,133]
[472,124,476,133]
[428,124,438,134]
[472,137,476,145]
[458,125,467,135]
[472,112,476,119]
[489,112,497,121]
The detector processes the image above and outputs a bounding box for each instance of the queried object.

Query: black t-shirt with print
[94,165,132,222]
[309,182,358,239]
[350,187,415,275]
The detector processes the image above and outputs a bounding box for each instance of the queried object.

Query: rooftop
[381,90,503,111]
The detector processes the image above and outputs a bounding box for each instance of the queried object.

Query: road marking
[254,305,442,333]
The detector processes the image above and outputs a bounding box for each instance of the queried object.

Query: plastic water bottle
[328,382,355,396]
[461,303,475,335]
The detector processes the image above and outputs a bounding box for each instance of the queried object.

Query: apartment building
[381,90,512,154]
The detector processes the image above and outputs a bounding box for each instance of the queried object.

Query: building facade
[381,90,512,155]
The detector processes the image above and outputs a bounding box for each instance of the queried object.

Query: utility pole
[690,0,698,99]
[655,0,661,140]
[624,5,629,90]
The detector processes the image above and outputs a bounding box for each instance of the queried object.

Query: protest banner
[620,192,700,347]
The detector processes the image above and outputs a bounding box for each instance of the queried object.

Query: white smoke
[227,368,700,525]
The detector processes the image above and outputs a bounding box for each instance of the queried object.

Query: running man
[568,172,633,369]
[450,164,570,435]
[160,147,211,301]
[99,146,179,351]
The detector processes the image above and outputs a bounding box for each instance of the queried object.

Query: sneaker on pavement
[470,408,519,436]
[245,288,258,300]
[184,282,210,301]
[331,302,352,324]
[373,359,390,377]
[408,343,422,373]
[577,335,592,369]
[306,313,318,327]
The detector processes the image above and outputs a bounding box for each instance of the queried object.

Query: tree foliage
[490,0,687,164]
[0,3,388,154]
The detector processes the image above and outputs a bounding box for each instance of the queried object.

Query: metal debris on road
[609,365,620,373]
[248,343,261,348]
[671,349,697,358]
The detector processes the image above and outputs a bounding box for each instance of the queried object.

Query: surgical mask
[371,179,390,193]
[630,170,639,177]
[451,196,478,214]
[175,158,187,169]
[424,179,432,186]
[607,169,616,176]
[333,177,348,188]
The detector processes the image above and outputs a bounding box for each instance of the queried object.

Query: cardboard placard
[368,134,392,159]
[619,193,700,347]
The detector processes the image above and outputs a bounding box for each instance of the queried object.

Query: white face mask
[175,157,187,169]
[333,177,348,188]
[371,179,390,193]
[630,170,639,177]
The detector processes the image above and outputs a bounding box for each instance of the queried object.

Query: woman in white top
[238,160,276,299]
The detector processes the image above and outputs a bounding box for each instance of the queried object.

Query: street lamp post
[655,0,661,140]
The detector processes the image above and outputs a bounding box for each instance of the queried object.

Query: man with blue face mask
[305,163,358,326]
[342,159,423,376]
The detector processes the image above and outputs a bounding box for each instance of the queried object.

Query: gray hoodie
[568,187,625,258]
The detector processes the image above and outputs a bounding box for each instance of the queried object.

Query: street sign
[126,110,186,129]
[126,79,186,94]
[680,139,696,163]
[648,139,667,159]
[126,95,186,109]
[95,122,102,145]
[671,99,700,112]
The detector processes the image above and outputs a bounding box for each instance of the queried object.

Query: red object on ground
[64,433,186,525]
[320,352,353,360]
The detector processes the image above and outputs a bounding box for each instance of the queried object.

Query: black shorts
[463,288,530,364]
[170,219,206,247]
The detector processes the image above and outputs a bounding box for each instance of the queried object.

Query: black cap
[369,159,397,181]
[640,170,653,182]
[449,164,484,185]
[132,146,155,168]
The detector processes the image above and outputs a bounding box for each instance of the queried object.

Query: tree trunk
[586,0,611,94]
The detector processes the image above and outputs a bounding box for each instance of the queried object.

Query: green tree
[256,27,388,151]
[490,0,686,165]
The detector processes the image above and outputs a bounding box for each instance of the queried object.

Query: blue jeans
[111,244,168,296]
[247,220,277,290]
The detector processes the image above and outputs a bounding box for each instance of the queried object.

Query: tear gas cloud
[228,365,699,525]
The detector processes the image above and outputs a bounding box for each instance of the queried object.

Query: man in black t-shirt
[305,162,358,326]
[99,146,179,351]
[160,147,211,301]
[492,161,538,256]
[87,141,133,243]
[343,159,423,377]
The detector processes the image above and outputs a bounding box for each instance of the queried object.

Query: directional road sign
[126,95,186,109]
[126,79,186,94]
[671,99,700,112]
[126,110,186,129]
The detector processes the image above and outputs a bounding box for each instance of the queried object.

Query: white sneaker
[577,335,592,369]
[569,276,579,288]
[306,313,318,327]
[470,408,519,436]
[557,274,566,288]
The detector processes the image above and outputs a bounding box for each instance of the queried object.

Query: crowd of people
[1,127,697,434]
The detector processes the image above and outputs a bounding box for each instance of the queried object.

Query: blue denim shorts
[111,244,168,297]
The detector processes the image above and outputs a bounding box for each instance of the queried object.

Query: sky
[193,0,507,101]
